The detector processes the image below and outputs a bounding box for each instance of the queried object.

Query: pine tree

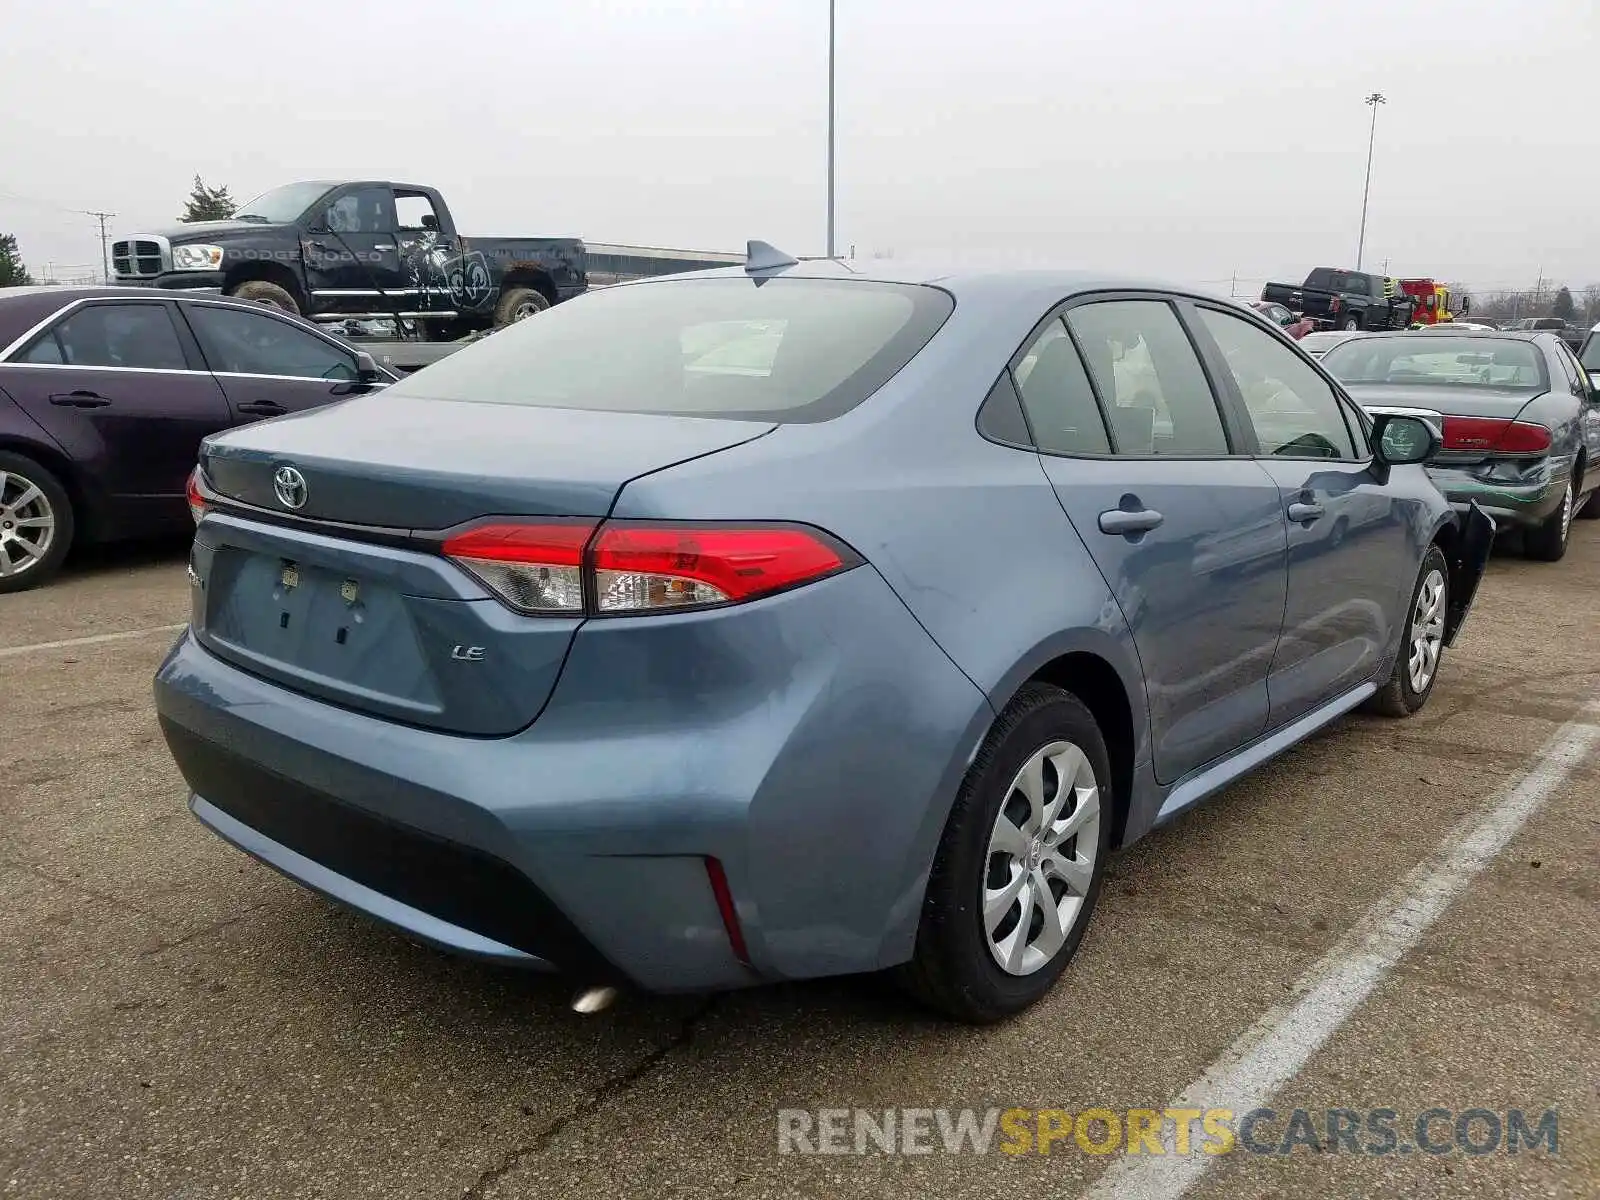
[1552,286,1576,323]
[0,233,32,287]
[179,175,237,222]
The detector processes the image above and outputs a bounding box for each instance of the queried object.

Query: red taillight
[441,520,854,616]
[186,468,206,525]
[1329,297,1341,313]
[441,521,594,613]
[591,524,848,612]
[1441,416,1552,454]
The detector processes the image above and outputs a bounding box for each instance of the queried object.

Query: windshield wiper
[233,214,271,223]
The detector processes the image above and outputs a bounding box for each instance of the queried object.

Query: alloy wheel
[983,740,1101,976]
[1560,484,1574,542]
[0,469,57,580]
[1407,567,1447,694]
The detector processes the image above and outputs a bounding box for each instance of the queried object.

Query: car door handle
[1098,507,1164,536]
[236,401,288,417]
[48,391,110,408]
[1288,501,1325,523]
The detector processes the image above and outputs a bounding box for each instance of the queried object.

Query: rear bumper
[1426,460,1565,528]
[153,565,992,993]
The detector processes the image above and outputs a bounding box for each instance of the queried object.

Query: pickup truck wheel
[0,451,74,594]
[228,280,301,316]
[1341,315,1361,331]
[494,287,550,327]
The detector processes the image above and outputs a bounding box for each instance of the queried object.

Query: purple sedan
[0,286,394,591]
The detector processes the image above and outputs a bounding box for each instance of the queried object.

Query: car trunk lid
[190,396,775,735]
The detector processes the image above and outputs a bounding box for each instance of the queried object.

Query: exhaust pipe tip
[570,985,620,1015]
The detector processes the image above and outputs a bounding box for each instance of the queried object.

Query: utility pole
[80,209,116,282]
[1355,92,1386,270]
[826,0,836,259]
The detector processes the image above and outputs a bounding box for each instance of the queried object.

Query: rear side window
[23,303,187,370]
[1012,318,1109,455]
[386,277,954,422]
[1065,300,1231,455]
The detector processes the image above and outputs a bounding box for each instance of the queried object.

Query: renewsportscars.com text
[776,1106,1559,1157]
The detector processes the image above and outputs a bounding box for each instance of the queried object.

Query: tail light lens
[592,524,850,612]
[442,521,592,613]
[1441,416,1552,455]
[1329,297,1342,313]
[186,468,207,525]
[442,520,856,616]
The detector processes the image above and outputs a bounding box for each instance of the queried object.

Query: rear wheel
[1341,315,1361,331]
[898,683,1112,1023]
[1524,482,1574,561]
[228,279,301,316]
[1366,545,1448,718]
[493,286,550,327]
[0,451,74,593]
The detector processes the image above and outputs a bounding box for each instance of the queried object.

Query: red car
[1250,300,1315,340]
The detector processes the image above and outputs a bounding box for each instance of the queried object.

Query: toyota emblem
[273,465,308,510]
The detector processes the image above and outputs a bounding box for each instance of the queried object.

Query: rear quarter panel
[609,293,1153,956]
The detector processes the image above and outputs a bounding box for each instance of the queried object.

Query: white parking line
[0,624,186,660]
[1076,700,1600,1200]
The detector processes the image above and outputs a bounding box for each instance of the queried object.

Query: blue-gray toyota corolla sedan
[155,251,1493,1022]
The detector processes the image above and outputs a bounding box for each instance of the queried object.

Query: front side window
[1065,299,1230,455]
[323,187,395,234]
[24,303,187,370]
[1011,318,1109,455]
[1197,306,1358,460]
[187,305,357,380]
[383,277,954,422]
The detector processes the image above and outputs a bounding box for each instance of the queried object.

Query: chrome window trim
[1,292,371,366]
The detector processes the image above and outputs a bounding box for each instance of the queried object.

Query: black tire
[1365,544,1449,718]
[0,450,75,594]
[897,683,1114,1023]
[1341,315,1362,331]
[228,279,301,315]
[1576,486,1600,520]
[1523,482,1574,562]
[493,286,550,327]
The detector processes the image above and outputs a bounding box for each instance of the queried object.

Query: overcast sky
[2,0,1594,295]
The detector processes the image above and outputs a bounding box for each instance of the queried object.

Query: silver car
[1322,330,1600,561]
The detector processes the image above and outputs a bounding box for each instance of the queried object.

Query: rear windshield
[386,276,954,422]
[1321,336,1547,390]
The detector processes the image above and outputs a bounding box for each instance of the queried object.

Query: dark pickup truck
[1260,267,1416,332]
[111,180,587,338]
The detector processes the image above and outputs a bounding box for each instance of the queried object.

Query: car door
[179,300,388,421]
[1551,339,1600,506]
[1014,295,1289,785]
[1189,302,1413,726]
[0,298,231,509]
[302,185,407,312]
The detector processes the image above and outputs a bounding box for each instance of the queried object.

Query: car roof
[1351,328,1545,342]
[608,257,1251,315]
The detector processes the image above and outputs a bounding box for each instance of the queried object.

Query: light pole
[1355,92,1385,270]
[826,0,836,259]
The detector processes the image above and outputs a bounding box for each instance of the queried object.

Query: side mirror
[1372,413,1439,466]
[421,213,439,231]
[355,351,385,384]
